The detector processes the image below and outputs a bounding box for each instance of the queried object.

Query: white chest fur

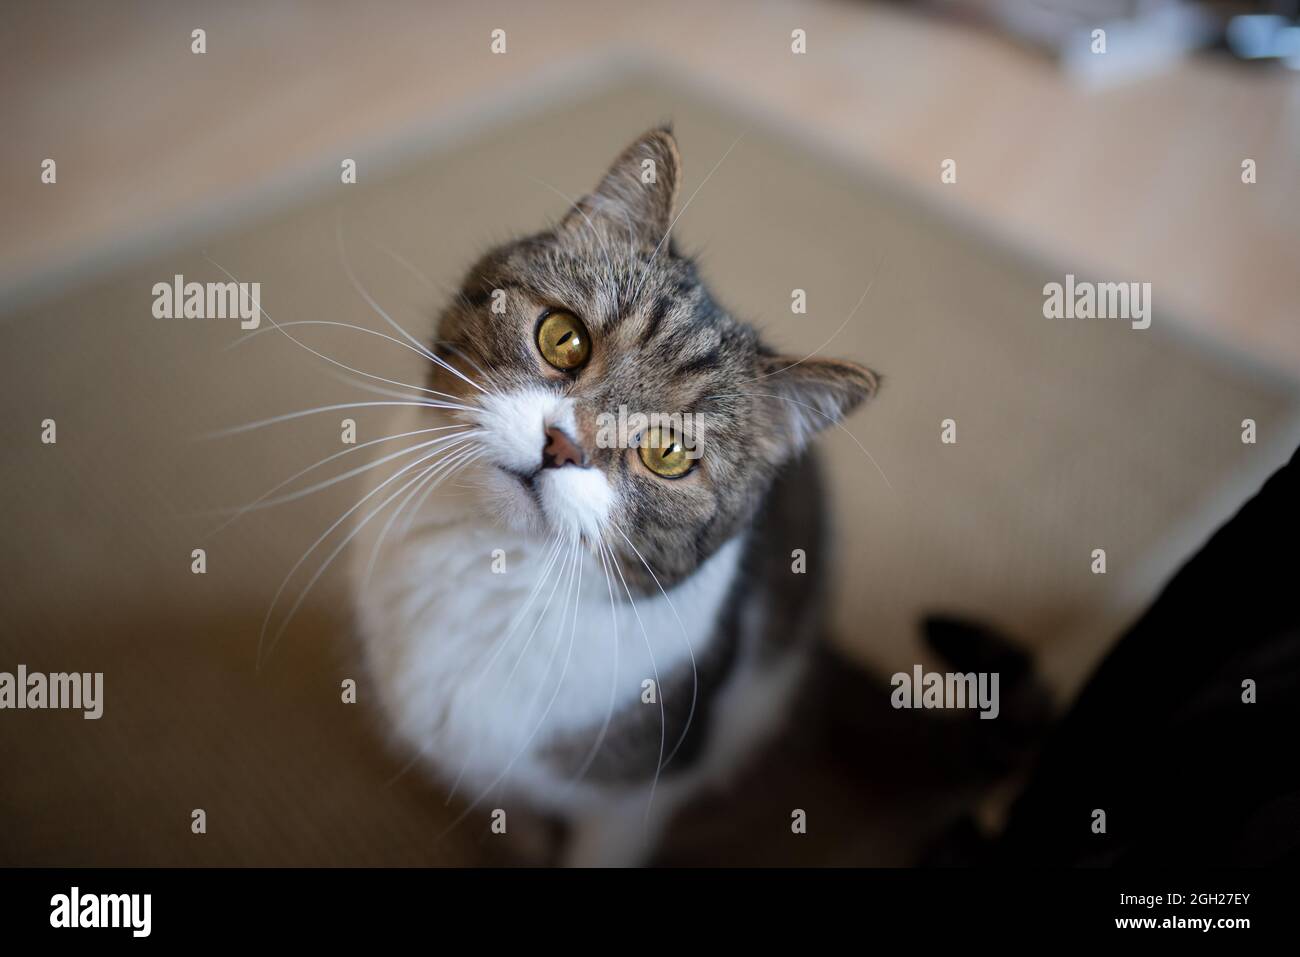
[352,460,743,812]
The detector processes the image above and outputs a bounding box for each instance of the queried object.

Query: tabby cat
[352,127,878,866]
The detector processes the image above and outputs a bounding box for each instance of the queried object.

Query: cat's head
[431,127,878,589]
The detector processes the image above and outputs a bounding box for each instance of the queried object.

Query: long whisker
[499,535,577,691]
[616,204,638,307]
[606,533,667,831]
[202,400,469,439]
[609,520,698,772]
[742,255,885,383]
[262,439,481,665]
[512,532,584,778]
[395,442,482,537]
[256,440,462,670]
[706,390,893,490]
[204,255,463,404]
[459,533,566,697]
[360,236,478,317]
[451,537,582,820]
[568,536,622,783]
[319,368,454,404]
[226,319,469,403]
[220,431,471,514]
[204,425,468,536]
[361,237,438,293]
[527,175,617,298]
[630,131,746,306]
[442,531,566,804]
[431,341,503,397]
[345,238,507,402]
[510,535,581,747]
[439,535,583,840]
[335,217,489,396]
[363,443,483,587]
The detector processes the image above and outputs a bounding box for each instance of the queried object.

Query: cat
[351,127,879,866]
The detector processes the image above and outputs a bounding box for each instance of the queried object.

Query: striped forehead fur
[428,127,878,588]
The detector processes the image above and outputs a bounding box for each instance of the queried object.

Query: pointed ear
[756,355,880,454]
[563,127,681,248]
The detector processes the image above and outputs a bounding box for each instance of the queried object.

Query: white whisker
[204,255,465,405]
[257,441,464,670]
[362,442,483,588]
[630,131,746,306]
[431,340,503,396]
[567,536,622,784]
[610,520,698,771]
[335,217,489,395]
[202,400,469,439]
[606,533,667,832]
[227,319,468,403]
[443,531,566,804]
[439,535,583,840]
[202,425,463,539]
[319,369,452,404]
[223,431,471,514]
[395,443,483,538]
[706,390,893,489]
[527,175,617,299]
[742,256,885,383]
[263,440,481,665]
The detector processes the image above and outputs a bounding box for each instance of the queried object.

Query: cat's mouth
[489,461,611,542]
[500,465,541,498]
[493,464,553,528]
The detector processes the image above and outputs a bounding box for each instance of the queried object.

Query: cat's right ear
[563,127,681,249]
[754,354,881,458]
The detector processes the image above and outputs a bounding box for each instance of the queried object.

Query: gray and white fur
[351,128,878,866]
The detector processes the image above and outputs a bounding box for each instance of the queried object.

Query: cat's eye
[536,310,591,371]
[638,427,695,479]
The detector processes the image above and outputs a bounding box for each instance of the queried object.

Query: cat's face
[430,128,877,589]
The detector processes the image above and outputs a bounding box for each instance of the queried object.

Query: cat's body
[351,128,876,865]
[355,407,826,864]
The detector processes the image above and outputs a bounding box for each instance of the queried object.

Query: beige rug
[2,70,1297,865]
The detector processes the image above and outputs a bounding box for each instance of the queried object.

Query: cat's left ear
[756,354,880,457]
[563,127,681,248]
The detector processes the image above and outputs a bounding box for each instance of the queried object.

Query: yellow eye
[536,310,591,371]
[638,427,695,478]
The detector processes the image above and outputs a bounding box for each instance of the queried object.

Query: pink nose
[542,426,585,469]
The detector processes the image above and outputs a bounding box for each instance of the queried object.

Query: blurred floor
[3,0,1299,369]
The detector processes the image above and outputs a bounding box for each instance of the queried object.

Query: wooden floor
[3,0,1298,369]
